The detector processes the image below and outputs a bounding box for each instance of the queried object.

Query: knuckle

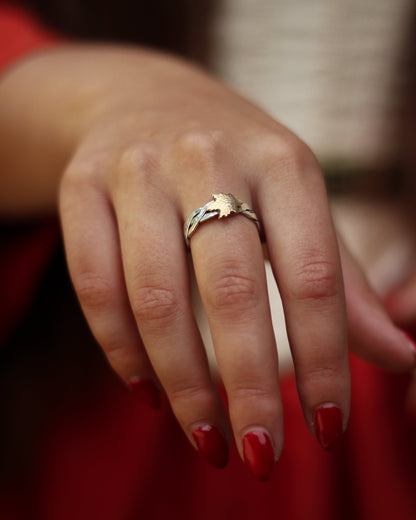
[115,141,159,189]
[300,364,342,392]
[259,134,318,181]
[174,129,223,162]
[206,263,258,316]
[168,380,212,405]
[60,157,108,213]
[75,272,114,310]
[60,162,98,199]
[120,142,159,174]
[60,166,80,193]
[228,382,275,402]
[228,381,279,420]
[290,254,340,303]
[131,285,180,326]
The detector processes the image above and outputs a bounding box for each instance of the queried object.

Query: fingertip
[313,403,344,450]
[242,428,277,482]
[192,424,229,469]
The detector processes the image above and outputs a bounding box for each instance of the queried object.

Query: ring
[184,193,261,247]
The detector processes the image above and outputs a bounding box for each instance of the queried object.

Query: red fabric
[0,220,60,344]
[0,3,415,520]
[0,1,61,73]
[0,2,62,344]
[28,356,416,520]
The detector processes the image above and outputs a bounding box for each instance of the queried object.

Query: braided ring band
[184,193,261,248]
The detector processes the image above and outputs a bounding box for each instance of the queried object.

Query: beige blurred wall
[211,0,413,169]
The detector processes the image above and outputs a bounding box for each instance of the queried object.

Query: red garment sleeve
[0,1,63,72]
[0,2,62,345]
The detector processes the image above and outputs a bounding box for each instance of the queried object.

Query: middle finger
[188,190,283,482]
[112,174,231,470]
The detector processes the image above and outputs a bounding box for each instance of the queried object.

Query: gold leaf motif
[206,193,242,218]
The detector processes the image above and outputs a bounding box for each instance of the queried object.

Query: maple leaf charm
[206,193,243,218]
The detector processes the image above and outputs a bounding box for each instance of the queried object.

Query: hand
[0,45,414,481]
[59,47,350,481]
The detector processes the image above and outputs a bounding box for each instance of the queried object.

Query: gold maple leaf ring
[184,192,261,247]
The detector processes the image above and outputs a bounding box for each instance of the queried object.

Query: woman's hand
[59,48,351,481]
[0,45,414,480]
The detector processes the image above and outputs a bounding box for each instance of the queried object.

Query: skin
[0,44,415,462]
[384,269,416,410]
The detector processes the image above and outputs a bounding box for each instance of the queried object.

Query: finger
[189,192,282,481]
[59,170,161,407]
[258,146,349,449]
[384,268,416,335]
[340,239,416,371]
[113,176,231,470]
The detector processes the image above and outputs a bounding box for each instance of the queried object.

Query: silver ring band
[184,193,261,248]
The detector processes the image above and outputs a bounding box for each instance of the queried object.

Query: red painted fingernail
[192,425,229,469]
[129,379,161,409]
[314,404,343,449]
[242,429,275,482]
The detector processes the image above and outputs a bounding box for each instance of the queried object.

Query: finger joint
[206,265,259,318]
[131,285,181,327]
[290,256,340,303]
[75,272,114,310]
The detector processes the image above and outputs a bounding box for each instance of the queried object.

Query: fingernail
[242,429,275,482]
[313,404,343,449]
[128,379,161,409]
[192,424,229,469]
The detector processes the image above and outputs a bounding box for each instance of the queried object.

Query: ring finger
[187,190,283,482]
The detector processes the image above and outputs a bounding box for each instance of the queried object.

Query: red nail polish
[129,379,161,409]
[242,429,275,482]
[192,425,229,469]
[314,405,343,449]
